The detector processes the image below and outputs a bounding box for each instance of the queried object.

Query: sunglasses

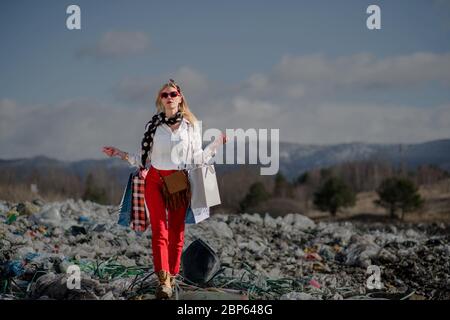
[160,91,179,99]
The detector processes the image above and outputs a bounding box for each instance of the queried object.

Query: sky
[1,0,450,161]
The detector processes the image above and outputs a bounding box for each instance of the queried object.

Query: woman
[102,79,227,299]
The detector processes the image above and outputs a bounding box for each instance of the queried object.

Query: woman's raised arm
[102,146,147,168]
[190,124,227,166]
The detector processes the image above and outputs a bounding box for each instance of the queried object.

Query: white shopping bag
[188,164,221,209]
[185,206,210,224]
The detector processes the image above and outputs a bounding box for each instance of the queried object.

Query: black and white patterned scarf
[140,110,184,168]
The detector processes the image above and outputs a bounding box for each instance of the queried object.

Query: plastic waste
[6,212,17,225]
[34,206,62,227]
[280,292,320,300]
[78,216,90,223]
[3,261,25,277]
[24,252,40,263]
[70,226,87,236]
[309,279,321,289]
[181,238,221,286]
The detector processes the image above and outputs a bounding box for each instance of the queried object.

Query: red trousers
[144,165,188,275]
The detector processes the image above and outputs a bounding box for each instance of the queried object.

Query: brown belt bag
[158,170,191,212]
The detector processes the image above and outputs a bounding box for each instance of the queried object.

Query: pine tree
[240,182,270,211]
[374,177,424,220]
[313,176,356,216]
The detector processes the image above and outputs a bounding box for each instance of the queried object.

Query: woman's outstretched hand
[220,132,229,145]
[102,146,119,157]
[102,146,126,159]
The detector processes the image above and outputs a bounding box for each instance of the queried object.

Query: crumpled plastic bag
[181,238,221,286]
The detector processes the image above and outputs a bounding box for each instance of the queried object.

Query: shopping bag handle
[177,123,218,171]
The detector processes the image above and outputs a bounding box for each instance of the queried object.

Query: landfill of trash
[1,199,449,300]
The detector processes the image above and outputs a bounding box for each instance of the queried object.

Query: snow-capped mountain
[1,139,449,182]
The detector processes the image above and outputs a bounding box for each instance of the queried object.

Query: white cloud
[2,52,450,160]
[274,102,450,145]
[198,91,447,144]
[171,66,209,96]
[0,98,155,161]
[76,31,150,60]
[232,97,280,119]
[113,66,209,104]
[196,52,450,144]
[113,76,156,104]
[244,52,450,99]
[0,99,22,140]
[1,99,449,161]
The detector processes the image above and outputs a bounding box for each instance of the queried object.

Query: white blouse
[127,118,221,170]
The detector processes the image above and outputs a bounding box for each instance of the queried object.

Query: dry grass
[0,184,68,204]
[211,179,450,223]
[0,184,36,203]
[308,178,450,223]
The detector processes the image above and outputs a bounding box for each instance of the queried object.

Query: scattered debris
[1,199,449,300]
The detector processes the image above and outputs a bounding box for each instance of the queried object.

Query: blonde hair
[155,81,198,125]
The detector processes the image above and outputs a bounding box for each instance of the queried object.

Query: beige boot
[155,270,172,299]
[170,274,177,288]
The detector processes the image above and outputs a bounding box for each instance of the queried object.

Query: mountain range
[1,138,449,183]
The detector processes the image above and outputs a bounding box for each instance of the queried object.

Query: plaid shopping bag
[130,169,150,232]
[117,168,150,231]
